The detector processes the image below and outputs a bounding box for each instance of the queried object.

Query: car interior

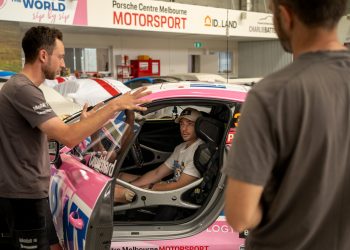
[113,102,233,223]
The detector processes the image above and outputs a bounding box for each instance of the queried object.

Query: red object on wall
[130,60,160,78]
[116,65,132,83]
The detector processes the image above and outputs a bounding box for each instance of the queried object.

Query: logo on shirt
[32,102,53,115]
[167,160,185,182]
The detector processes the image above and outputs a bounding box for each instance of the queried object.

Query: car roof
[124,76,181,85]
[0,80,81,117]
[144,81,249,103]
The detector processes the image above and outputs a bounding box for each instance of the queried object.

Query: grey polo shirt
[0,74,57,199]
[223,51,350,250]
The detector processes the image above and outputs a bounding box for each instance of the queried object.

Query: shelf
[117,65,132,83]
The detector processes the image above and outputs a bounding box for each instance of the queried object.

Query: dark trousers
[0,197,59,250]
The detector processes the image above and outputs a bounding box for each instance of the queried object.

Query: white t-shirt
[164,138,204,182]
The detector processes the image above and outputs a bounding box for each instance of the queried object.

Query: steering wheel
[130,138,144,168]
[114,178,202,212]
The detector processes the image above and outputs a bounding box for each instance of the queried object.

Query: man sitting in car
[115,107,204,203]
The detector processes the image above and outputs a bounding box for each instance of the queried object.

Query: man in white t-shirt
[115,108,204,202]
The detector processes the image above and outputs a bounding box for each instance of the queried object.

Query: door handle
[69,211,84,230]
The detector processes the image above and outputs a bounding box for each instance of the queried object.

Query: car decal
[56,77,67,84]
[50,168,94,249]
[50,179,59,215]
[233,112,241,127]
[226,128,236,145]
[190,83,226,89]
[92,78,120,96]
[63,200,89,250]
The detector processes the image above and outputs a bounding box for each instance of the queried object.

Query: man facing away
[222,0,350,249]
[115,108,204,203]
[0,26,150,250]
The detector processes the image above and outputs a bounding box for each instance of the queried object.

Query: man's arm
[224,177,264,232]
[39,87,151,148]
[130,164,173,188]
[151,173,198,191]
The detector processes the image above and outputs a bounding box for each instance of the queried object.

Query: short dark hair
[274,0,347,28]
[22,26,63,64]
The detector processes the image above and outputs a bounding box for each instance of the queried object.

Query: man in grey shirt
[0,26,150,249]
[222,0,350,249]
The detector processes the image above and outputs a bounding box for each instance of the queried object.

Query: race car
[124,76,181,89]
[0,70,16,82]
[49,81,249,250]
[0,75,82,117]
[45,77,129,106]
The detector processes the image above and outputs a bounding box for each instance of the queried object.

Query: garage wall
[338,16,350,43]
[155,0,269,12]
[0,21,22,72]
[63,32,237,77]
[238,40,292,77]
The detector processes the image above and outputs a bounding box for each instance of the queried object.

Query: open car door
[49,111,136,250]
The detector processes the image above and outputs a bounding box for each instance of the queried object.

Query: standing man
[0,26,150,249]
[223,0,350,249]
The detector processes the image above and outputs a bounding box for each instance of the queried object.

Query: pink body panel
[147,89,247,103]
[59,154,111,209]
[110,217,245,250]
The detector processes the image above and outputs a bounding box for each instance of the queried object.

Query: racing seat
[191,116,225,204]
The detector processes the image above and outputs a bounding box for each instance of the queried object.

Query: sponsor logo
[112,2,188,30]
[258,15,273,25]
[204,15,238,29]
[32,102,53,115]
[22,0,66,12]
[250,15,275,34]
[113,11,187,30]
[89,154,116,177]
[226,128,235,145]
[249,26,275,33]
[206,224,235,233]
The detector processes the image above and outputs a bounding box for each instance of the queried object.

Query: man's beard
[274,10,292,53]
[42,59,57,80]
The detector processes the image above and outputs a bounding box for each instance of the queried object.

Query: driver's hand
[124,189,135,202]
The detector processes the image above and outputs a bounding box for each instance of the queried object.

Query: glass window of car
[69,110,140,177]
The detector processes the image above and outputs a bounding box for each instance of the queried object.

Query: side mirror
[49,140,62,168]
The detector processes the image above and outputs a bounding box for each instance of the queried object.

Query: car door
[111,99,246,249]
[49,110,136,250]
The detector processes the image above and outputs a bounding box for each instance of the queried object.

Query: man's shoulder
[255,50,350,92]
[2,74,37,94]
[186,139,204,151]
[194,138,204,146]
[249,56,317,106]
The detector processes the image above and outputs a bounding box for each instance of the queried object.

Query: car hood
[39,84,82,118]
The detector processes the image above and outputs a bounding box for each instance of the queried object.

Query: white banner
[0,0,276,39]
[87,0,276,38]
[0,0,86,25]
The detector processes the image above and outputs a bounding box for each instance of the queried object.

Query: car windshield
[72,110,140,177]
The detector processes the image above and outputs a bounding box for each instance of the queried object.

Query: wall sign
[0,0,277,39]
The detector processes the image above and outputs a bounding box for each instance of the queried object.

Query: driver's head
[175,108,202,144]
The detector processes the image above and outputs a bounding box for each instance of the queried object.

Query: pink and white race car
[45,77,129,106]
[49,81,249,250]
